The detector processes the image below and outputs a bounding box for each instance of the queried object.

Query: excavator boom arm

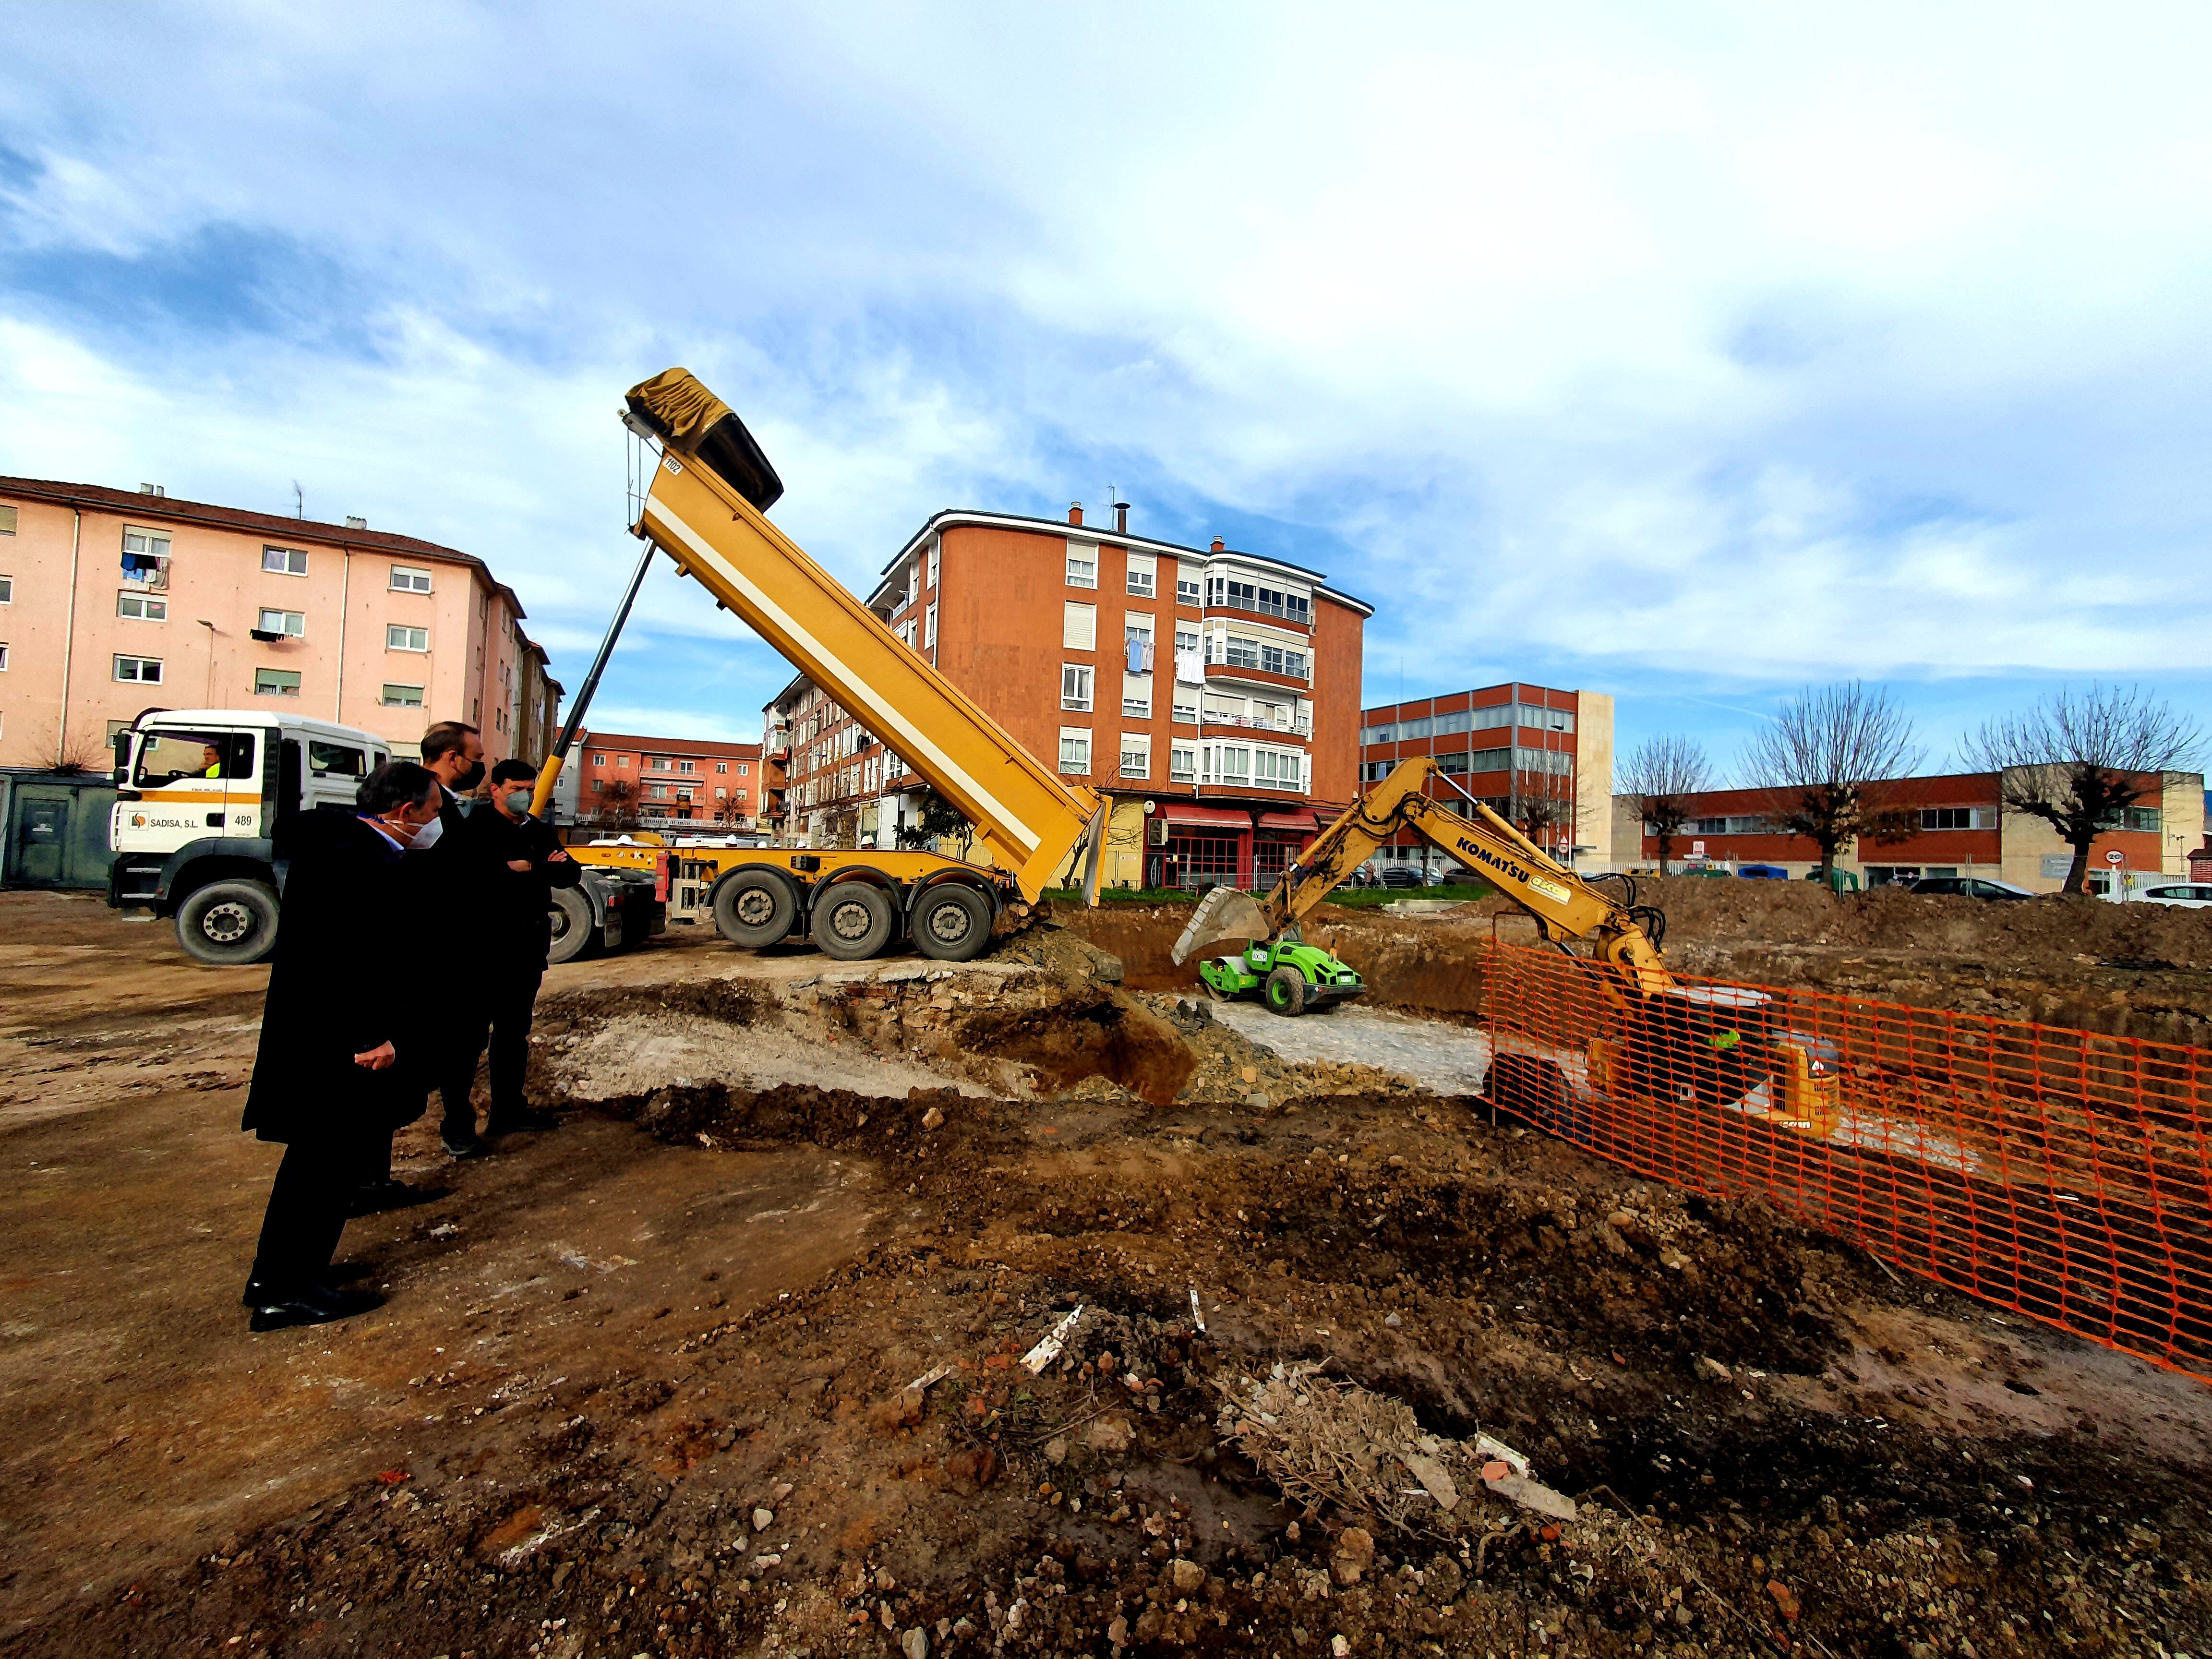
[1174,758,1671,994]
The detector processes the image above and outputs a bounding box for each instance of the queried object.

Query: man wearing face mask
[411,720,494,1159]
[240,762,443,1330]
[450,759,582,1138]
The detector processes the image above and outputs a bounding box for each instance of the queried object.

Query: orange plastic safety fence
[1476,941,2212,1384]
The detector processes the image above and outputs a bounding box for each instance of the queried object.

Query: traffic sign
[2106,850,2125,865]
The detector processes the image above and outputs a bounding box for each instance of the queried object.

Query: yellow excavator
[1173,758,1842,1137]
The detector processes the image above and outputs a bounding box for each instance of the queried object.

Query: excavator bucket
[1172,886,1273,964]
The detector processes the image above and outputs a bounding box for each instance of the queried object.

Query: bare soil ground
[2,890,2210,1659]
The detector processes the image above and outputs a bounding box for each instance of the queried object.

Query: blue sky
[1,2,2207,777]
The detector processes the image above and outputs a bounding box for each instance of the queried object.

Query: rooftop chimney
[139,483,166,497]
[1210,535,1226,552]
[1114,502,1130,534]
[345,515,366,529]
[1068,501,1084,526]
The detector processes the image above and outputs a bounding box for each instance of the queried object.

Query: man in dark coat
[411,719,498,1158]
[240,761,443,1331]
[451,759,582,1136]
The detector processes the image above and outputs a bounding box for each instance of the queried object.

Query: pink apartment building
[0,479,558,769]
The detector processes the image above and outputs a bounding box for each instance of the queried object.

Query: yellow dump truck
[536,370,1108,963]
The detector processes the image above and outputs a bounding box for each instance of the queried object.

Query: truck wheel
[1263,964,1309,1016]
[911,883,992,962]
[547,887,598,964]
[713,870,797,950]
[812,882,896,961]
[176,880,280,966]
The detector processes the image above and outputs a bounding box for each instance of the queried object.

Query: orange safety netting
[1474,940,2212,1384]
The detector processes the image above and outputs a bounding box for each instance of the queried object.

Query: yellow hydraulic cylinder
[630,372,1105,902]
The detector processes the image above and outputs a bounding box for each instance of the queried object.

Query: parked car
[1908,876,2034,901]
[2109,881,2212,910]
[1739,864,1789,880]
[1379,866,1431,889]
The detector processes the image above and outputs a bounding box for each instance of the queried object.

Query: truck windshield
[136,731,256,788]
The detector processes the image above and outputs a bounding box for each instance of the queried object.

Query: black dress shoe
[349,1178,449,1216]
[485,1106,558,1134]
[248,1285,385,1332]
[240,1262,376,1307]
[442,1129,487,1158]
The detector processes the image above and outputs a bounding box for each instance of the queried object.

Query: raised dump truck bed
[563,370,1106,963]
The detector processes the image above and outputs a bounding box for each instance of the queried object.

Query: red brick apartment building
[568,731,762,828]
[1358,683,1617,871]
[763,504,1371,889]
[1611,770,2206,894]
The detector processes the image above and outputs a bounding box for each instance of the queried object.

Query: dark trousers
[250,1132,363,1298]
[454,966,544,1128]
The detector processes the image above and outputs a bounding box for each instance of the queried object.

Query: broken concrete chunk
[1695,1354,1732,1383]
[1481,1469,1578,1522]
[902,1627,931,1659]
[1043,1436,1069,1467]
[1085,1415,1136,1455]
[1399,1452,1459,1512]
[751,1507,773,1532]
[921,1106,945,1130]
[1330,1526,1375,1585]
[1471,1433,1529,1479]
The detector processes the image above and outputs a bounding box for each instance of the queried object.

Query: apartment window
[0,575,13,603]
[381,683,424,708]
[1470,705,1514,731]
[121,528,171,589]
[118,591,166,621]
[1174,625,1199,656]
[1172,688,1199,724]
[0,505,14,535]
[1176,570,1202,606]
[258,608,306,637]
[617,755,631,768]
[263,545,308,576]
[1260,643,1309,679]
[1061,664,1094,711]
[1170,745,1196,783]
[925,601,938,648]
[1122,673,1152,718]
[716,761,728,773]
[1065,544,1097,588]
[737,762,749,775]
[1058,729,1091,775]
[390,565,433,593]
[1120,736,1151,779]
[1436,753,1470,775]
[387,625,429,651]
[114,654,162,684]
[1362,760,1391,783]
[1062,601,1096,650]
[1222,634,1262,671]
[927,540,940,588]
[254,667,302,697]
[0,643,8,671]
[1919,807,1980,831]
[1254,748,1302,791]
[678,759,697,773]
[2124,806,2162,832]
[592,753,607,765]
[1126,552,1156,598]
[1213,744,1250,786]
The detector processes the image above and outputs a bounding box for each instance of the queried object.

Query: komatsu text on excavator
[1173,759,1843,1137]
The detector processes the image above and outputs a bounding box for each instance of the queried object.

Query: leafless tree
[1959,684,2201,895]
[1616,734,1713,875]
[594,776,638,827]
[1741,681,1923,887]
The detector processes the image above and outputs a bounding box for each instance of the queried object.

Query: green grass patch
[1322,882,1494,907]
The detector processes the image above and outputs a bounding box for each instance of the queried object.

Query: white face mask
[404,814,444,851]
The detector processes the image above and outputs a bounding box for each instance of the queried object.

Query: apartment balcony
[1204,595,1311,633]
[1201,711,1312,740]
[1203,660,1312,692]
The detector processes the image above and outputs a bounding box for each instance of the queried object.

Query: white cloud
[1,0,2209,745]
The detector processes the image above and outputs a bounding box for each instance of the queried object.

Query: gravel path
[1209,999,1497,1095]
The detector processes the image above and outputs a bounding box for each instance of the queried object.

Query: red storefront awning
[1256,810,1322,832]
[1161,804,1250,830]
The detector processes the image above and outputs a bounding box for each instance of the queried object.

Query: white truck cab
[108,709,392,964]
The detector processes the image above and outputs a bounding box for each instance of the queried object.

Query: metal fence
[1479,941,2212,1383]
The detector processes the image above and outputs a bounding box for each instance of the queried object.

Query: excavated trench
[10,893,2212,1659]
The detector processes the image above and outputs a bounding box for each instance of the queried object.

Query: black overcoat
[241,810,416,1143]
[456,807,585,966]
